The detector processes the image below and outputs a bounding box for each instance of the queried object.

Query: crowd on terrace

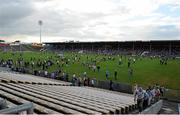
[133,84,165,112]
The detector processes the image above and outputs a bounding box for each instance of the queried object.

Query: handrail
[0,102,34,114]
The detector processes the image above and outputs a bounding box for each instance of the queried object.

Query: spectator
[118,58,122,65]
[128,61,131,68]
[128,68,133,79]
[134,87,144,112]
[66,73,69,82]
[133,58,136,63]
[146,86,153,106]
[87,77,90,86]
[97,66,100,72]
[92,65,96,72]
[78,77,82,86]
[160,86,165,96]
[105,70,109,80]
[143,90,149,109]
[114,70,117,80]
[109,80,113,90]
[91,78,95,87]
[83,77,87,86]
[83,72,87,77]
[51,72,55,79]
[44,70,48,77]
[155,87,160,102]
[151,86,156,104]
[72,74,76,86]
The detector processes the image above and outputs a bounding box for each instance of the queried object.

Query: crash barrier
[0,98,7,110]
[178,103,180,114]
[139,100,163,114]
[0,102,33,114]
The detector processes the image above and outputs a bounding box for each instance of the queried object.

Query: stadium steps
[0,77,69,86]
[85,86,137,109]
[0,83,111,114]
[0,83,83,114]
[21,44,41,52]
[0,90,59,114]
[0,71,136,114]
[49,86,128,113]
[12,83,112,114]
[85,86,134,97]
[10,46,21,52]
[1,83,102,114]
[0,82,136,114]
[0,71,71,86]
[0,73,136,114]
[34,85,134,113]
[30,85,122,113]
[10,44,40,52]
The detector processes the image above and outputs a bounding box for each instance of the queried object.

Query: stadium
[0,0,180,114]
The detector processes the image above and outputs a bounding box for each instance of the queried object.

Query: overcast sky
[0,0,180,43]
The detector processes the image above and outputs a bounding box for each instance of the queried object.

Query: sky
[0,0,180,43]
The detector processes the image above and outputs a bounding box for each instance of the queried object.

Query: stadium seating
[0,81,136,114]
[0,71,71,86]
[0,68,137,114]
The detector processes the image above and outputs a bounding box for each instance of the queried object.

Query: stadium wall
[164,89,180,102]
[94,80,133,94]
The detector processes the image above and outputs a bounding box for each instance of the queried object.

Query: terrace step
[0,90,59,114]
[0,84,82,114]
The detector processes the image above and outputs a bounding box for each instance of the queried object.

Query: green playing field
[0,51,180,90]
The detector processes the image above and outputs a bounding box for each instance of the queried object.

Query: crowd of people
[0,51,169,113]
[71,73,97,87]
[0,52,169,89]
[134,84,165,112]
[160,56,168,65]
[0,51,171,82]
[0,52,100,87]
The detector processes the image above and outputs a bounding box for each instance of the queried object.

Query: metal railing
[0,98,7,110]
[0,102,34,114]
[178,103,180,114]
[139,100,163,114]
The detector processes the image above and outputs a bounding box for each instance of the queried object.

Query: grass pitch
[0,51,179,90]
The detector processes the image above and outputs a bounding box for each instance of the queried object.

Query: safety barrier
[0,102,33,114]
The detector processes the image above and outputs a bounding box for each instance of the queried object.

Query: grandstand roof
[44,40,180,44]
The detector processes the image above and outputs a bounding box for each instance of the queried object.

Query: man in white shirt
[134,87,144,112]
